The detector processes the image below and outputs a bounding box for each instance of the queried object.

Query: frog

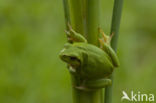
[59,24,119,90]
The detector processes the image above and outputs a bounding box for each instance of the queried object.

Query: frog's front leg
[99,28,120,67]
[65,23,87,43]
[76,78,112,90]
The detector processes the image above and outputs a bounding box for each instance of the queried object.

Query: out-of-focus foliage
[0,0,155,103]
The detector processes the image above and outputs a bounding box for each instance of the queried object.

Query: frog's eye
[70,56,77,61]
[69,56,81,67]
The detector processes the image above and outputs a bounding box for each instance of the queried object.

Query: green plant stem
[85,0,99,46]
[69,0,84,34]
[71,75,103,103]
[104,0,123,103]
[63,0,103,103]
[63,0,71,30]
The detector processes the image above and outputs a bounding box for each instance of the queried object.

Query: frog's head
[59,44,82,68]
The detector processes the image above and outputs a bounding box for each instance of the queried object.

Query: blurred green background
[0,0,156,103]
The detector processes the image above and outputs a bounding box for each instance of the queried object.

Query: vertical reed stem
[105,0,123,103]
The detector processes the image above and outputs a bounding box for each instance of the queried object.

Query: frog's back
[73,43,114,79]
[73,43,104,55]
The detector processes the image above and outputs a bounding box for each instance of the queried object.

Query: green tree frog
[59,24,119,90]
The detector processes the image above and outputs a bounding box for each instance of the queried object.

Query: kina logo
[121,90,154,102]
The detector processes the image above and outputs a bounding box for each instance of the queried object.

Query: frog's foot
[98,28,114,45]
[84,78,112,89]
[64,23,76,43]
[65,30,74,43]
[99,39,104,49]
[65,23,87,43]
[66,22,78,37]
[98,28,109,43]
